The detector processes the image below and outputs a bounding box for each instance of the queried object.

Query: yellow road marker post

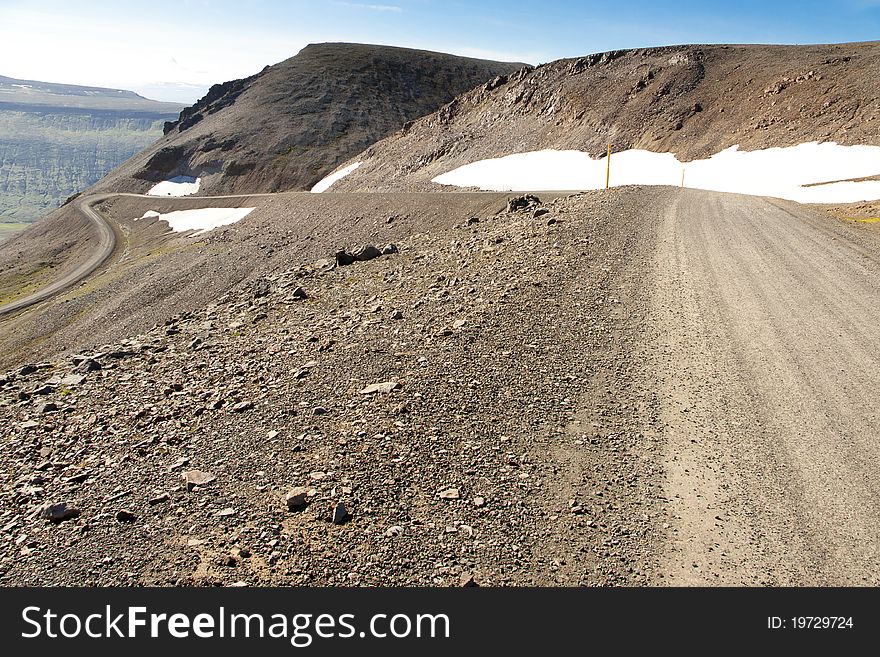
[605,143,611,189]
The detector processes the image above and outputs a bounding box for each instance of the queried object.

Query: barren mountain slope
[0,192,516,369]
[93,43,526,196]
[333,42,880,191]
[0,189,663,586]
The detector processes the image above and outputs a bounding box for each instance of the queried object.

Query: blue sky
[1,0,878,102]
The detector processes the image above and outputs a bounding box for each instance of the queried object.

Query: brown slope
[332,42,880,191]
[92,43,526,196]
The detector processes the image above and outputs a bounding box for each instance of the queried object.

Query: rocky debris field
[0,188,667,586]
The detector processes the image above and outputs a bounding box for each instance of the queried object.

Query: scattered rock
[313,406,328,416]
[148,492,170,505]
[77,359,102,373]
[183,470,216,491]
[285,487,310,510]
[390,310,404,320]
[438,488,460,500]
[352,244,382,261]
[59,374,86,386]
[335,250,357,266]
[382,243,399,255]
[332,502,350,525]
[290,287,308,300]
[39,402,58,414]
[252,278,272,298]
[359,381,402,395]
[294,361,317,380]
[459,573,479,587]
[506,194,542,213]
[41,502,80,523]
[231,401,254,412]
[115,509,135,523]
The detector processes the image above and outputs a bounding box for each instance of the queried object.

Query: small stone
[41,502,80,523]
[77,359,102,373]
[533,207,550,218]
[335,250,356,266]
[438,488,460,500]
[19,420,39,429]
[459,573,479,588]
[547,217,557,225]
[285,487,310,510]
[467,217,480,225]
[231,401,254,412]
[390,310,404,320]
[215,507,236,518]
[148,492,170,505]
[33,385,54,396]
[183,470,216,491]
[352,244,382,261]
[116,509,135,523]
[294,361,317,380]
[382,243,399,255]
[452,319,467,329]
[359,381,402,395]
[39,402,58,413]
[59,374,86,386]
[291,287,308,300]
[473,496,486,508]
[332,502,350,525]
[313,406,328,416]
[384,525,403,538]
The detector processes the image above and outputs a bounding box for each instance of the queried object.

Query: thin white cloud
[333,2,403,12]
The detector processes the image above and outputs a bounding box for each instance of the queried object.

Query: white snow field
[138,208,254,235]
[432,142,880,204]
[311,162,362,193]
[147,176,201,197]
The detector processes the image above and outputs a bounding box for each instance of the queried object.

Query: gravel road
[650,189,880,585]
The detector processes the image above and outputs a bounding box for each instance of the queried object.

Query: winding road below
[0,191,278,318]
[0,194,117,318]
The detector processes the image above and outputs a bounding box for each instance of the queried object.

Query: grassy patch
[0,263,55,305]
[843,216,880,224]
[0,222,29,243]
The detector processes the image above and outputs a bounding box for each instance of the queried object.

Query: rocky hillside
[95,43,526,195]
[0,76,181,230]
[0,188,663,586]
[331,42,880,191]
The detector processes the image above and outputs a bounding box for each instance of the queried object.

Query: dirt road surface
[651,189,880,585]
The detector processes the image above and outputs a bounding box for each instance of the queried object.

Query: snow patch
[147,176,201,197]
[137,207,254,235]
[311,162,362,193]
[431,142,880,204]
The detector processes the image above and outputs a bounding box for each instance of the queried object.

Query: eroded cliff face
[94,43,526,196]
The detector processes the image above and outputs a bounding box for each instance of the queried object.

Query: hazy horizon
[2,0,879,103]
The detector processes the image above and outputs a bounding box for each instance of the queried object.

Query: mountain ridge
[93,42,527,195]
